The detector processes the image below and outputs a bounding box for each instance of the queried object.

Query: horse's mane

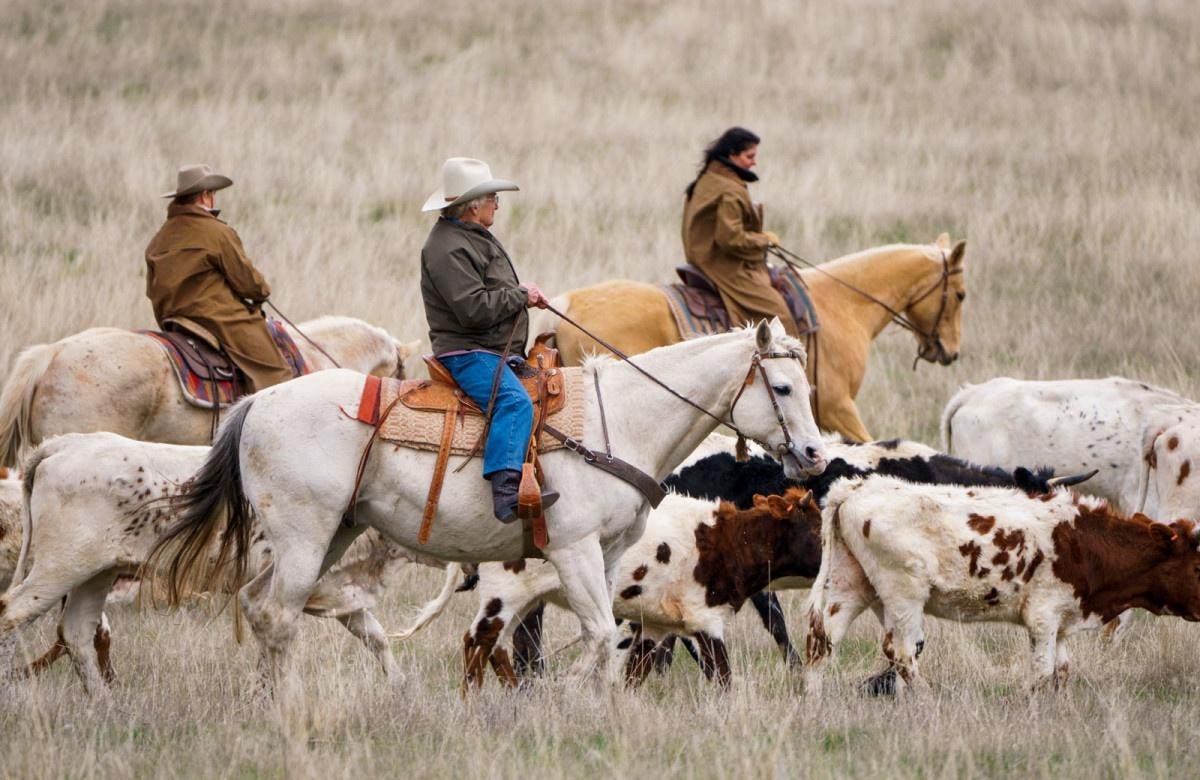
[580,323,806,373]
[816,242,943,271]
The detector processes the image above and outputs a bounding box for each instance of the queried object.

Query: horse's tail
[525,292,570,353]
[0,343,59,468]
[12,442,55,586]
[938,383,974,453]
[388,563,463,641]
[143,397,258,606]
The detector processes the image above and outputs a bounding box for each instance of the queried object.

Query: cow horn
[1047,469,1100,488]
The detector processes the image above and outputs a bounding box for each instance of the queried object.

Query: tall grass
[2,0,1199,776]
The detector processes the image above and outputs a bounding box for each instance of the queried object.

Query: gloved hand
[762,230,781,247]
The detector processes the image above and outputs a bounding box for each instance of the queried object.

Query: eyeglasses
[486,193,500,205]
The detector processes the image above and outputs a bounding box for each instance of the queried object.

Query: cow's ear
[766,495,791,518]
[1150,523,1178,548]
[752,494,770,511]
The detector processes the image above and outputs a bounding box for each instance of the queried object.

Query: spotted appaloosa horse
[0,316,419,468]
[530,235,967,441]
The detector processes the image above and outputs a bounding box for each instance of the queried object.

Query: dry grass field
[2,0,1200,777]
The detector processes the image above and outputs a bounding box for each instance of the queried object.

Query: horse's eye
[772,384,792,396]
[956,291,966,302]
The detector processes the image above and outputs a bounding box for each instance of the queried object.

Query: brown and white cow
[0,432,446,694]
[805,476,1200,695]
[397,488,821,689]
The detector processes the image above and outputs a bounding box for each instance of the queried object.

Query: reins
[768,244,961,368]
[264,300,343,369]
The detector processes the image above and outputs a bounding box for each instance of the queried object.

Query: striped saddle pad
[143,319,308,409]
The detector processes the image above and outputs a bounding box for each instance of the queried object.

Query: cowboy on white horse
[419,157,557,523]
[145,163,293,393]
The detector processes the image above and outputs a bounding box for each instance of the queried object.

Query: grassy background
[2,0,1199,776]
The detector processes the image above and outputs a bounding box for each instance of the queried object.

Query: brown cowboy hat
[161,163,233,199]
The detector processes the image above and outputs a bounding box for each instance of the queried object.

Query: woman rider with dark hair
[681,127,799,337]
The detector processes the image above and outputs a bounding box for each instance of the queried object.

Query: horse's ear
[399,340,421,359]
[949,240,966,267]
[755,320,773,351]
[935,232,950,249]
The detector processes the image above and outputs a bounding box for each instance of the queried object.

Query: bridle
[769,245,963,368]
[542,302,812,464]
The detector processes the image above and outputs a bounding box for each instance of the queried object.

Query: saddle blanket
[143,319,309,409]
[354,369,588,456]
[661,265,820,341]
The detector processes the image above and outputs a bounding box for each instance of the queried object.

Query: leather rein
[768,244,962,369]
[541,301,807,467]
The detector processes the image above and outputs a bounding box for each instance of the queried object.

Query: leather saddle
[671,264,816,335]
[159,321,239,384]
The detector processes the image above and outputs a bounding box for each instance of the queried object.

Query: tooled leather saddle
[665,264,819,337]
[350,336,564,550]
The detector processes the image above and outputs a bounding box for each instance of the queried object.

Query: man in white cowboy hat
[145,163,294,392]
[420,157,557,522]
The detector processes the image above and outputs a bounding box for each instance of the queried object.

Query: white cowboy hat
[421,157,519,213]
[161,163,233,199]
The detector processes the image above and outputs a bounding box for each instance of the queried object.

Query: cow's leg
[1053,635,1071,690]
[336,609,397,680]
[750,591,800,668]
[0,569,85,678]
[622,626,660,688]
[511,601,546,678]
[1101,610,1134,644]
[881,604,928,697]
[803,542,876,694]
[652,634,678,675]
[694,631,732,686]
[462,595,527,692]
[545,536,618,684]
[1025,610,1063,693]
[94,613,114,683]
[59,571,118,696]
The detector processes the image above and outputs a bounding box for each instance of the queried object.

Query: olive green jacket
[420,217,529,356]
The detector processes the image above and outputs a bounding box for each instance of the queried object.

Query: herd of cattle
[2,374,1200,697]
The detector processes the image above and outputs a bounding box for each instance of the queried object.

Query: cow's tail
[388,563,463,640]
[143,397,257,606]
[0,343,59,468]
[524,292,571,353]
[938,383,974,453]
[13,442,55,585]
[1135,424,1162,514]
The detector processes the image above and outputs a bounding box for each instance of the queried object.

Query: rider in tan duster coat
[682,129,799,338]
[145,165,293,392]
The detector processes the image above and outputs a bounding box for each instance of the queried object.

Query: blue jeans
[439,352,533,478]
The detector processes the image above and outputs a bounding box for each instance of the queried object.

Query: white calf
[805,476,1200,694]
[941,376,1197,515]
[0,432,439,693]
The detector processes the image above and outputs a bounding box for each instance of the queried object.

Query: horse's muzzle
[919,341,958,366]
[782,441,826,478]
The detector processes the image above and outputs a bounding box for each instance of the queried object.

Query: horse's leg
[336,609,397,680]
[59,571,118,696]
[545,535,617,684]
[0,566,84,679]
[750,591,800,668]
[511,601,546,678]
[820,396,871,443]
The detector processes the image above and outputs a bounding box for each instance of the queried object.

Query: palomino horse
[0,316,419,467]
[531,235,967,441]
[148,321,826,691]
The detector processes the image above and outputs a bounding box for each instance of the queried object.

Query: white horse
[149,320,827,690]
[0,316,420,467]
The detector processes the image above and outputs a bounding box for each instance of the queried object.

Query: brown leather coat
[145,204,293,391]
[681,161,798,337]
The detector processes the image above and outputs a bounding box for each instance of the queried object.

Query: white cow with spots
[804,476,1200,695]
[942,376,1198,517]
[0,432,446,694]
[1138,415,1200,523]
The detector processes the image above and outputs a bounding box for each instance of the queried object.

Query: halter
[769,245,963,368]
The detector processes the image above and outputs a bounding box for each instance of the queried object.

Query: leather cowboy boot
[490,469,559,523]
